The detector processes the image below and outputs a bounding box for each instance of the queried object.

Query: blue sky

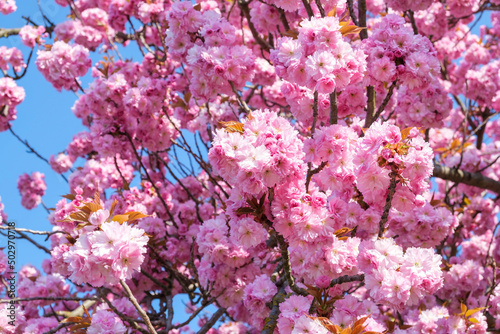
[0,1,214,324]
[1,1,87,272]
[0,0,494,328]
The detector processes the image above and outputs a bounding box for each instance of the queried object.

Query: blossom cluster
[0,77,25,131]
[17,172,46,210]
[19,25,46,48]
[18,273,69,307]
[36,41,92,91]
[387,202,457,248]
[88,308,126,334]
[394,82,452,128]
[271,16,366,94]
[0,46,25,72]
[68,156,133,197]
[49,153,73,174]
[306,122,433,214]
[71,59,180,159]
[362,14,440,92]
[359,239,443,309]
[209,109,306,197]
[63,219,148,287]
[0,0,16,15]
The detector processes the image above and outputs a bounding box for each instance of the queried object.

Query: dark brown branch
[305,161,327,192]
[301,0,314,19]
[315,0,326,17]
[329,274,365,288]
[378,173,398,238]
[238,0,272,52]
[196,307,226,334]
[329,90,338,125]
[358,0,368,40]
[433,164,500,195]
[311,90,319,135]
[346,0,359,26]
[475,108,491,150]
[276,6,291,31]
[365,87,376,128]
[406,10,419,35]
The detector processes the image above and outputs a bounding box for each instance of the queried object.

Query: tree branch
[120,280,158,334]
[276,234,308,296]
[346,0,359,26]
[329,90,338,125]
[366,80,397,128]
[329,274,365,288]
[433,164,500,195]
[261,283,287,334]
[378,172,398,238]
[358,0,368,40]
[196,307,226,334]
[238,0,272,52]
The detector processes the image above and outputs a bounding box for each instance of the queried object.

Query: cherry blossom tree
[1,0,500,333]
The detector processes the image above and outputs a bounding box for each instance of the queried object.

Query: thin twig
[229,81,252,114]
[367,80,397,127]
[8,126,68,182]
[120,280,158,334]
[0,296,98,303]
